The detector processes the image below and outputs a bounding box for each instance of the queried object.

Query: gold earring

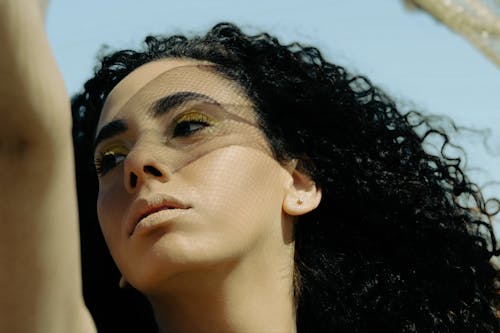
[297,198,304,205]
[119,276,128,289]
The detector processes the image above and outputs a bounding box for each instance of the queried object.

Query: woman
[71,23,500,332]
[1,1,498,332]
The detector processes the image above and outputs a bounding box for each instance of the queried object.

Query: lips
[127,195,190,236]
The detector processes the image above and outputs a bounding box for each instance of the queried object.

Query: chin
[122,238,225,294]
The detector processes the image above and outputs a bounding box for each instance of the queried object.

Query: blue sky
[46,0,500,228]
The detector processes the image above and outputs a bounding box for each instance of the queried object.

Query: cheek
[183,147,290,227]
[96,181,127,242]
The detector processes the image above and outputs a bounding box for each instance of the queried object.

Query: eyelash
[94,147,128,176]
[94,111,216,177]
[172,111,215,138]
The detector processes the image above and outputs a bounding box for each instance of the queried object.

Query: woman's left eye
[172,111,216,138]
[173,120,210,137]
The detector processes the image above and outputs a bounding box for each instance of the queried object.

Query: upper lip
[127,195,190,236]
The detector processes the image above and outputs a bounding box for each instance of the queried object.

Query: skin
[0,1,320,329]
[0,0,95,332]
[96,59,322,333]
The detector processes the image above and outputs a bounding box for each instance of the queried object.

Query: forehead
[98,58,251,132]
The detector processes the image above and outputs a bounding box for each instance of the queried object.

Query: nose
[123,147,170,192]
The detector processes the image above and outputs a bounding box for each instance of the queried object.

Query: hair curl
[72,23,500,332]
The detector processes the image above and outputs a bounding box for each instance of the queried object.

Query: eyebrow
[93,92,219,152]
[151,91,219,117]
[93,119,128,153]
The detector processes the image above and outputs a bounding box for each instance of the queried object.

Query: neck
[147,248,297,333]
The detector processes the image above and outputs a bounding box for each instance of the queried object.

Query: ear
[282,161,322,216]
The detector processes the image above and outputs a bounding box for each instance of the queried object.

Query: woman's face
[94,58,297,293]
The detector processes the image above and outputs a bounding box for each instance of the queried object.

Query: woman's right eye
[95,147,128,176]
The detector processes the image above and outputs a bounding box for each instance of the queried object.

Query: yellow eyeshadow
[100,144,129,157]
[175,110,217,125]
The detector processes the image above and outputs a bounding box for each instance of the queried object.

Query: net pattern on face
[94,64,273,177]
[93,63,298,312]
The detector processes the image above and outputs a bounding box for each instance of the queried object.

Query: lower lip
[132,208,190,236]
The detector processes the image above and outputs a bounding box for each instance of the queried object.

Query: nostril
[130,173,138,188]
[127,165,165,190]
[144,165,162,177]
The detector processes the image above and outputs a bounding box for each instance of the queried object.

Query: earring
[119,275,129,289]
[297,198,304,205]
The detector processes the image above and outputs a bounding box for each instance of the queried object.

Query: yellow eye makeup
[95,144,129,176]
[172,110,218,138]
[174,110,217,126]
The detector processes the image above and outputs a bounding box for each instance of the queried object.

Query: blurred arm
[0,0,95,332]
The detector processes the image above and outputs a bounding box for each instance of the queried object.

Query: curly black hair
[71,23,500,332]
